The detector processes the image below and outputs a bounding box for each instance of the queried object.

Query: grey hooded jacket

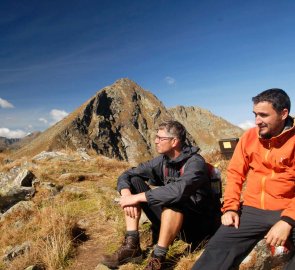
[117,145,214,214]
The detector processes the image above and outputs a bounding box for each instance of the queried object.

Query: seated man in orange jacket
[193,88,295,270]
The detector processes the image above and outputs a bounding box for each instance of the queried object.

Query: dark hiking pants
[129,176,219,249]
[192,206,295,270]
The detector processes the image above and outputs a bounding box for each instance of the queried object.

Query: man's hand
[264,220,292,247]
[123,205,140,219]
[118,190,147,219]
[119,194,141,208]
[221,211,240,228]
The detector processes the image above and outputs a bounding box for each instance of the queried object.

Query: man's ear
[281,108,289,120]
[172,138,181,148]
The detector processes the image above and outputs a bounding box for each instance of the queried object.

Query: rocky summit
[12,78,243,164]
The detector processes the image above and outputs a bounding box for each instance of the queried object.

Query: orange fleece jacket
[222,122,295,221]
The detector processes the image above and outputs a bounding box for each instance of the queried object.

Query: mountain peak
[12,79,243,164]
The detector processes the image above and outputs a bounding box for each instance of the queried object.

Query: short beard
[259,132,271,139]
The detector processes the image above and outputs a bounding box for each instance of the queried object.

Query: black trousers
[129,176,219,249]
[192,206,295,270]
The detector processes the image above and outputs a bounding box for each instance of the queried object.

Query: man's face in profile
[154,129,176,155]
[253,101,287,139]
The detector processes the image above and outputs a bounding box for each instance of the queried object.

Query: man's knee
[161,207,184,225]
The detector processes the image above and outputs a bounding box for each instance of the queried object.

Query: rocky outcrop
[3,241,31,261]
[0,201,35,225]
[194,240,294,270]
[238,239,294,270]
[12,79,243,164]
[13,169,35,187]
[0,168,37,212]
[0,187,35,212]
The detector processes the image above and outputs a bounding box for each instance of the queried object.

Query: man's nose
[255,116,262,125]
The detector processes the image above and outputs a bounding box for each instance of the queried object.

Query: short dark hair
[158,120,186,144]
[252,88,291,113]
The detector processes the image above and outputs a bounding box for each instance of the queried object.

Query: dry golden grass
[0,153,5,165]
[36,209,75,270]
[0,155,27,172]
[0,149,229,270]
[203,150,230,173]
[0,189,125,270]
[0,203,76,270]
[174,252,200,270]
[0,150,130,269]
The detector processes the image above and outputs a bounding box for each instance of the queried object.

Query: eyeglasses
[155,135,175,142]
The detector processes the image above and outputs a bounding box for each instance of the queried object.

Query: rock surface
[238,239,294,270]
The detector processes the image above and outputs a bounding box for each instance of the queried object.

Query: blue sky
[1,0,295,138]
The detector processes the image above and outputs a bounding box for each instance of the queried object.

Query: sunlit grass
[0,149,227,269]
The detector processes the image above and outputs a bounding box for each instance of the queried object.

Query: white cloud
[238,120,255,130]
[0,127,27,138]
[0,98,14,108]
[38,118,48,124]
[36,109,68,128]
[165,76,176,85]
[50,109,68,124]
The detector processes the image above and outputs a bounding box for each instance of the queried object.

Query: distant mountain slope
[169,106,243,153]
[0,137,20,151]
[0,132,42,152]
[12,79,244,164]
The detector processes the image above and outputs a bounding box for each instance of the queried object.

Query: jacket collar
[259,116,295,143]
[164,144,200,165]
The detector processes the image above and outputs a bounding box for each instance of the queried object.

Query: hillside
[0,148,233,270]
[11,79,243,164]
[169,106,243,153]
[1,132,42,152]
[0,149,288,270]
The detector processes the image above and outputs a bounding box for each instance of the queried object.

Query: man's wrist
[120,188,131,196]
[281,216,295,227]
[136,192,147,203]
[223,209,239,214]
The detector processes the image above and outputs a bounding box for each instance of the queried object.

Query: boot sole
[121,254,143,264]
[102,254,143,269]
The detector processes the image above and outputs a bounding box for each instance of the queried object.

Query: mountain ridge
[11,78,244,163]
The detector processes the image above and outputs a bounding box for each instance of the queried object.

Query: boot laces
[146,257,162,270]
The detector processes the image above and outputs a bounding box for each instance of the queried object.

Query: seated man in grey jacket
[101,120,220,270]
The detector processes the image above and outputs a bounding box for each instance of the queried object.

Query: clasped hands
[118,189,147,219]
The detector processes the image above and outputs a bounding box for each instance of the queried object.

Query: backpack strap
[163,161,186,183]
[206,162,214,178]
[163,163,169,178]
[179,163,185,176]
[163,161,222,199]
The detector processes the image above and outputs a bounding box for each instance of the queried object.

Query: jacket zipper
[261,141,272,209]
[261,176,266,209]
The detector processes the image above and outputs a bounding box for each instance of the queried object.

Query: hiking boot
[101,235,143,269]
[144,252,166,270]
